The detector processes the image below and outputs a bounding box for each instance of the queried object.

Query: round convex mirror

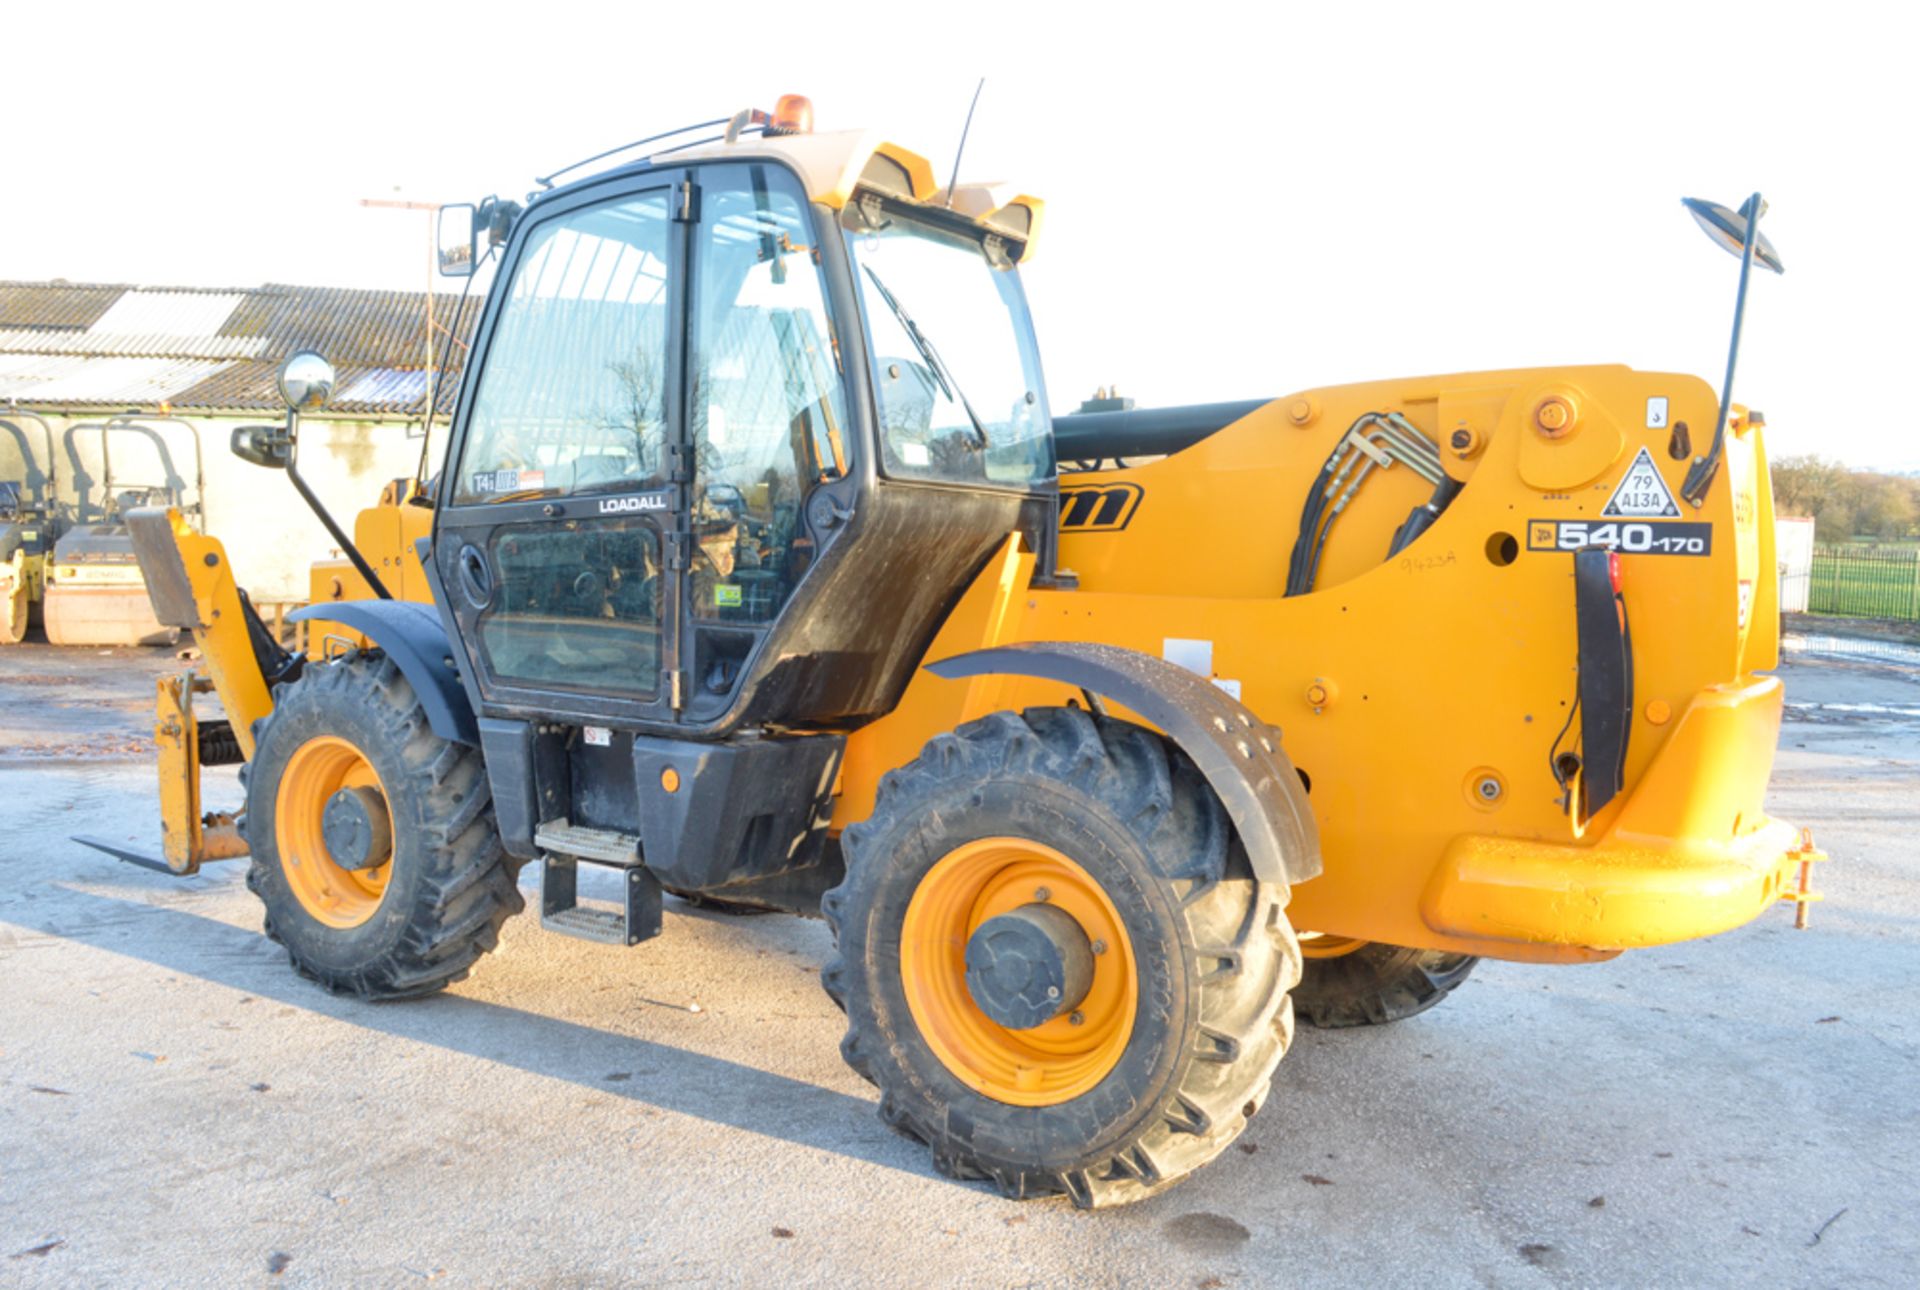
[278,350,337,411]
[1681,197,1784,274]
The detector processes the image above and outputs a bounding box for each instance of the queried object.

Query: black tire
[822,707,1302,1208]
[1291,940,1478,1028]
[245,654,523,1000]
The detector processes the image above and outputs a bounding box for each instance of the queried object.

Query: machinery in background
[44,416,206,646]
[1,409,60,643]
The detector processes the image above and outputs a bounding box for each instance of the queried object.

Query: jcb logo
[1060,482,1143,533]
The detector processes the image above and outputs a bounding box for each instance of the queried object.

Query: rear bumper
[1422,675,1820,951]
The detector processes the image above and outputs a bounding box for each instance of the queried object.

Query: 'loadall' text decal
[599,493,669,515]
[1059,482,1144,532]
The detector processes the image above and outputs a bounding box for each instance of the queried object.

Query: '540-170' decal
[1528,519,1713,556]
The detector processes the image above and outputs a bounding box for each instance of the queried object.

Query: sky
[9,1,1915,470]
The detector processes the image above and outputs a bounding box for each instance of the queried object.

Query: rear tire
[245,654,522,1000]
[823,707,1302,1208]
[1292,939,1477,1028]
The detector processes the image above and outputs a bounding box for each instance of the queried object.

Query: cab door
[435,181,690,724]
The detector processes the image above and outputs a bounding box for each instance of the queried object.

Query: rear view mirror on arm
[437,202,477,277]
[230,425,291,470]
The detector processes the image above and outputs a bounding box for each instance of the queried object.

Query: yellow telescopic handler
[80,98,1823,1206]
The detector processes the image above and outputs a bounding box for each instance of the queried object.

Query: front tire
[245,654,522,1000]
[822,707,1302,1208]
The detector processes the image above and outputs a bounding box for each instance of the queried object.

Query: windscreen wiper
[862,266,988,448]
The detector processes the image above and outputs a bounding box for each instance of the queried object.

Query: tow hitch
[1781,827,1827,929]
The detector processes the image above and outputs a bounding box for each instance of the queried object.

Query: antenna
[945,79,986,209]
[360,197,444,419]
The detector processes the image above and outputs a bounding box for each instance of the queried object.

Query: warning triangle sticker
[1602,447,1681,517]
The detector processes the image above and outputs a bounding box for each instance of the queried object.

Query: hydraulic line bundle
[1283,412,1459,596]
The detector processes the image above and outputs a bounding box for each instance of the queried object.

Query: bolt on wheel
[274,734,393,928]
[901,837,1137,1106]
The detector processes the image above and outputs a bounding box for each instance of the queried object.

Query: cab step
[534,820,662,947]
[534,821,642,865]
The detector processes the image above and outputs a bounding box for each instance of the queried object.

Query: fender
[287,599,478,746]
[926,641,1322,888]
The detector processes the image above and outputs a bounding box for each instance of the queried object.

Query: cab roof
[561,126,1046,259]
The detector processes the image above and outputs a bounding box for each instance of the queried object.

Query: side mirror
[279,350,336,411]
[438,202,477,277]
[232,424,292,470]
[1681,196,1785,274]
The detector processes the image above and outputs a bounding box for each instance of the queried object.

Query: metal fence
[1808,544,1920,621]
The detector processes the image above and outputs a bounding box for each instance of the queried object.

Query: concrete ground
[1,641,1914,1288]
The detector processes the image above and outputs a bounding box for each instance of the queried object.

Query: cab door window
[447,189,677,702]
[688,167,849,626]
[454,194,673,503]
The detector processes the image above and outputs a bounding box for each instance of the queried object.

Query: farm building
[0,279,478,603]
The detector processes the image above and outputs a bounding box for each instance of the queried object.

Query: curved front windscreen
[846,204,1051,489]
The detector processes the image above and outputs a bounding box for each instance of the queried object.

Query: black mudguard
[925,641,1322,887]
[288,600,478,746]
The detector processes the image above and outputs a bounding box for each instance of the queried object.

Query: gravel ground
[1,642,1914,1288]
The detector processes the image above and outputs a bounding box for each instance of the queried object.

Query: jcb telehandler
[84,97,1822,1207]
[44,416,206,646]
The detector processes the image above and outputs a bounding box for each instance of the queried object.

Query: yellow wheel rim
[1298,931,1367,959]
[900,838,1137,1107]
[275,735,392,929]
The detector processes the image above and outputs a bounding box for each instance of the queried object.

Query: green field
[1809,545,1920,620]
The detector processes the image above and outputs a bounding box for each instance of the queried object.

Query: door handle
[457,544,493,608]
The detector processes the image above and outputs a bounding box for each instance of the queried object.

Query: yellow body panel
[303,491,436,651]
[151,363,1805,964]
[835,365,1803,963]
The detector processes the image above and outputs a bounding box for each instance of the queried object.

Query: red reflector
[1606,550,1623,593]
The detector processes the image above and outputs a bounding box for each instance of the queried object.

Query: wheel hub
[320,785,392,871]
[964,902,1094,1030]
[900,838,1137,1106]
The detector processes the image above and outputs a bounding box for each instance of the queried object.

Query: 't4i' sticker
[1602,446,1681,517]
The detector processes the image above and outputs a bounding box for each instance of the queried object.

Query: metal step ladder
[535,820,663,947]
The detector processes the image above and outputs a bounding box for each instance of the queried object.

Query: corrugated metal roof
[0,353,233,405]
[0,326,264,360]
[0,282,129,331]
[336,367,431,408]
[157,360,283,411]
[0,280,480,416]
[165,361,458,417]
[222,284,475,367]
